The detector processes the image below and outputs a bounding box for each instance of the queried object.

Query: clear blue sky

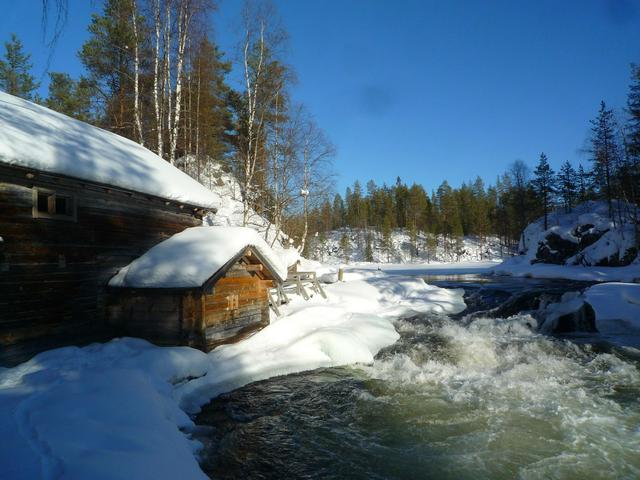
[2,0,639,194]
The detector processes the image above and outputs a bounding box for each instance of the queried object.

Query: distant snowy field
[0,269,467,480]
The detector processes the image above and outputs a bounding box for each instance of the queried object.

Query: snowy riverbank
[492,255,640,282]
[0,269,466,480]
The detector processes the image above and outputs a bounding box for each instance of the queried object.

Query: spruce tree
[624,64,640,215]
[0,33,39,99]
[79,0,136,136]
[532,152,556,230]
[577,163,590,203]
[364,231,374,262]
[557,160,577,213]
[339,232,351,263]
[408,221,418,260]
[45,72,93,121]
[627,64,640,160]
[381,215,393,262]
[589,101,620,218]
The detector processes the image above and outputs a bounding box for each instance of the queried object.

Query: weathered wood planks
[1,164,206,365]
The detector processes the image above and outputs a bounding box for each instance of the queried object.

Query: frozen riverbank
[492,255,640,282]
[0,269,466,480]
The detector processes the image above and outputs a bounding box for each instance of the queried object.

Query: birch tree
[297,114,335,253]
[168,0,192,163]
[131,0,144,145]
[236,0,286,225]
[152,0,164,157]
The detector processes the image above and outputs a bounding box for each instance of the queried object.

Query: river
[194,275,640,479]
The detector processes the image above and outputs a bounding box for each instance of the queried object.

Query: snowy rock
[495,201,640,281]
[519,201,638,267]
[539,291,597,333]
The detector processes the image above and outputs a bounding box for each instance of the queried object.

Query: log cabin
[0,92,221,365]
[107,226,287,351]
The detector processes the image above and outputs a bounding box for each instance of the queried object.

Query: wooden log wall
[0,164,205,365]
[202,265,272,349]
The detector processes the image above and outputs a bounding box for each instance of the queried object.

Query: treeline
[299,63,640,257]
[0,0,334,249]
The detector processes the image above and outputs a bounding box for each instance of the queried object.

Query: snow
[109,226,288,288]
[492,254,640,282]
[584,283,640,334]
[0,271,465,480]
[0,92,220,209]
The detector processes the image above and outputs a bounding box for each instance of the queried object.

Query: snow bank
[0,273,465,479]
[492,254,640,282]
[0,92,220,209]
[109,226,287,288]
[0,339,210,480]
[584,283,640,334]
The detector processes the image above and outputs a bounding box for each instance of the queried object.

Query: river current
[194,276,640,479]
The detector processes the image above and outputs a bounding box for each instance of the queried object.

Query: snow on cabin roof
[0,92,220,209]
[109,226,287,288]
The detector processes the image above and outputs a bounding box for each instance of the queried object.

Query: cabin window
[226,294,239,310]
[32,188,77,221]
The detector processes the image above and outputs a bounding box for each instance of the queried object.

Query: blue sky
[2,0,639,194]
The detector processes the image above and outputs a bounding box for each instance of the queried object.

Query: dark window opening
[33,188,76,221]
[37,192,49,213]
[55,196,69,215]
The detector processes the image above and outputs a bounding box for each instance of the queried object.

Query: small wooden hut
[107,226,286,350]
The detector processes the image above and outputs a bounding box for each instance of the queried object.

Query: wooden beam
[244,264,263,272]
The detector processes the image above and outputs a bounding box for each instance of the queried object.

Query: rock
[469,290,562,319]
[577,227,607,250]
[533,232,580,264]
[551,302,597,333]
[538,291,598,333]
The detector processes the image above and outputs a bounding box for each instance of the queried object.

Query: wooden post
[338,267,344,282]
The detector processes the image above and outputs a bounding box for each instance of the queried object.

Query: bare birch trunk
[169,0,190,164]
[153,0,163,157]
[164,0,173,164]
[242,20,266,226]
[131,0,144,146]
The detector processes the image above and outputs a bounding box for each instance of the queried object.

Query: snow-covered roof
[0,92,220,209]
[109,226,287,288]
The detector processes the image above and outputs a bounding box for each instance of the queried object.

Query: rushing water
[195,276,640,480]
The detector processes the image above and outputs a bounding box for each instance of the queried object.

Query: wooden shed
[0,92,219,365]
[107,226,286,351]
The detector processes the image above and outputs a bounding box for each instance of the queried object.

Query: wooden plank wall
[202,265,271,349]
[107,291,204,348]
[0,167,203,365]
